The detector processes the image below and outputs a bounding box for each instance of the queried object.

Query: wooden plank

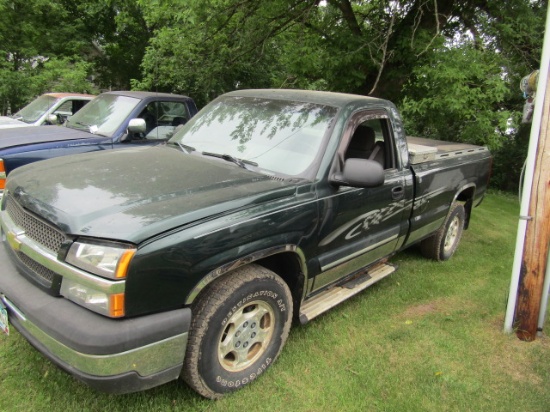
[514,70,550,341]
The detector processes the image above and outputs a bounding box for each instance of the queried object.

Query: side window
[156,102,189,126]
[53,101,74,124]
[71,100,89,114]
[344,117,394,170]
[138,101,190,140]
[56,100,73,114]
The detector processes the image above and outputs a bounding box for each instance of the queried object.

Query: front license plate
[0,300,9,336]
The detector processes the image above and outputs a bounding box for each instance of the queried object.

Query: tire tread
[420,203,465,261]
[182,264,292,399]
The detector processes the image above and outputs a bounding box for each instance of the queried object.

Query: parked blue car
[0,91,198,196]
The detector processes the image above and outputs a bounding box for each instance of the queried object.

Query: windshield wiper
[201,152,258,169]
[168,141,195,154]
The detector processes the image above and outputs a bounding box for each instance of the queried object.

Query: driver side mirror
[330,158,385,188]
[121,118,147,142]
[128,118,146,134]
[46,114,59,125]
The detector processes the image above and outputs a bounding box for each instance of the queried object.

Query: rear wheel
[182,264,293,399]
[421,203,465,261]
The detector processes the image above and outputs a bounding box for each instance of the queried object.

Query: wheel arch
[184,245,308,317]
[454,183,476,229]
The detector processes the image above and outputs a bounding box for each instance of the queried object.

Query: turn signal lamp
[0,159,5,190]
[110,293,125,317]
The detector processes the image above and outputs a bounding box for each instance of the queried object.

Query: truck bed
[406,136,489,164]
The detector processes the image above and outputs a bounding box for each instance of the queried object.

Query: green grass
[1,192,549,411]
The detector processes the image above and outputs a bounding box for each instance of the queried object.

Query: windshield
[66,94,140,137]
[171,96,337,178]
[13,95,58,123]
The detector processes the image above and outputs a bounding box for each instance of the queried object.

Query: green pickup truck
[0,89,491,398]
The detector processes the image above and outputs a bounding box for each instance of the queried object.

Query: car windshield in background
[66,94,141,137]
[172,96,337,178]
[13,95,58,123]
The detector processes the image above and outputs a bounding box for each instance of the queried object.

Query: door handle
[392,186,404,200]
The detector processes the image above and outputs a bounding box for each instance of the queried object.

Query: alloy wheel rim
[444,216,460,253]
[217,300,275,372]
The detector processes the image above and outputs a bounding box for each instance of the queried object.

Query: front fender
[124,195,318,317]
[184,243,307,305]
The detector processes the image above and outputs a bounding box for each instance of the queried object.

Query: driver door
[312,109,412,292]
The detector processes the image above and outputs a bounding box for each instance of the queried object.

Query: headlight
[64,240,134,317]
[66,240,136,279]
[60,278,125,317]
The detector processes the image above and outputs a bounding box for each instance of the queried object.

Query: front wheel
[182,264,293,399]
[420,203,465,261]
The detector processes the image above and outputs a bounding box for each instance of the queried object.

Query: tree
[0,0,96,113]
[60,0,152,90]
[0,0,87,112]
[401,44,514,149]
[0,0,151,113]
[134,0,322,107]
[2,0,546,190]
[135,0,544,103]
[132,0,546,190]
[400,0,546,189]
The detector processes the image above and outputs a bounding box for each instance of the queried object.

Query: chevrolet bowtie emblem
[6,231,22,251]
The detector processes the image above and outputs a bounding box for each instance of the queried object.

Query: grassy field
[1,191,549,411]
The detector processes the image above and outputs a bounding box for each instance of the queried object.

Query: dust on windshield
[66,94,141,137]
[171,96,337,178]
[13,95,58,123]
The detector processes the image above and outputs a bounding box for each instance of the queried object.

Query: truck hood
[0,125,93,148]
[0,116,29,129]
[7,146,296,243]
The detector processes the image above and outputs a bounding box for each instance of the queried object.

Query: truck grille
[16,251,57,285]
[6,194,67,253]
[4,194,68,291]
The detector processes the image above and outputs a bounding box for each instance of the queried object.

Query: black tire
[420,203,465,261]
[182,264,293,399]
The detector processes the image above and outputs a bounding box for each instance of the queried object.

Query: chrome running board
[299,262,396,324]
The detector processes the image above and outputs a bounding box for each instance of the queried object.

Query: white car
[0,117,28,128]
[0,92,94,129]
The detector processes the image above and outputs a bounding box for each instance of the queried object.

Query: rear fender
[453,183,476,229]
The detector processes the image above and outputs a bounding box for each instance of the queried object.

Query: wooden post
[514,69,550,341]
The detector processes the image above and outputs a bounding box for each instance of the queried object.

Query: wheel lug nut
[251,322,256,329]
[235,331,241,337]
[243,321,249,328]
[243,342,249,348]
[235,341,241,348]
[251,332,256,338]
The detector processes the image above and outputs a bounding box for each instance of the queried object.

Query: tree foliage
[60,0,152,89]
[134,0,322,107]
[0,0,148,113]
[401,44,514,149]
[0,0,92,111]
[1,0,547,190]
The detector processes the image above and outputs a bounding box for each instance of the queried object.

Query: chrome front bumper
[0,207,191,393]
[2,293,188,382]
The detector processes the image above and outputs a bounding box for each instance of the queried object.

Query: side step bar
[299,262,396,324]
